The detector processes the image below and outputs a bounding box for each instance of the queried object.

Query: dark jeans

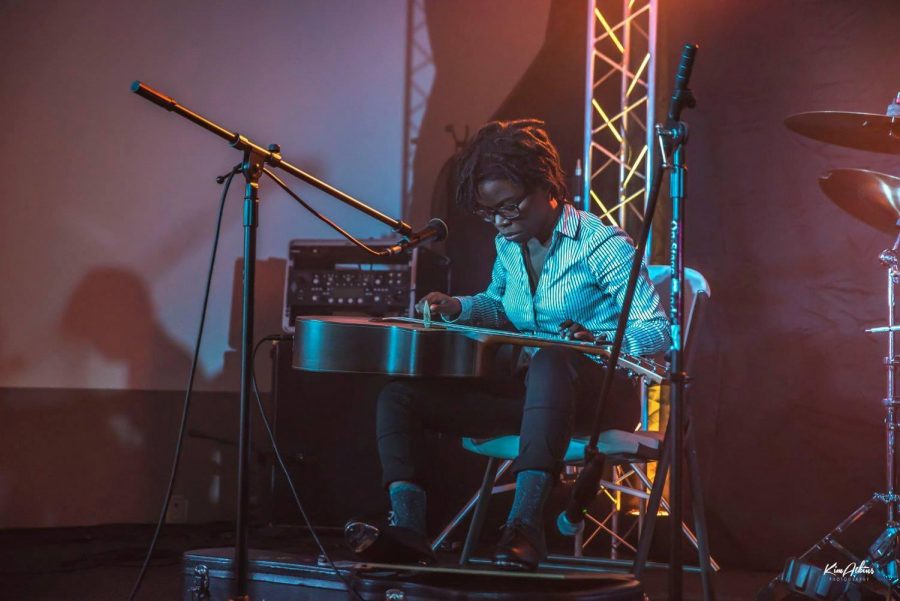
[376,346,640,488]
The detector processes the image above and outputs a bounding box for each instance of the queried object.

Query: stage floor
[1,523,776,600]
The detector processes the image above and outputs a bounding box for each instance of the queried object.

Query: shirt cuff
[441,296,472,323]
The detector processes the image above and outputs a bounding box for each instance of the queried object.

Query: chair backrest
[646,265,711,370]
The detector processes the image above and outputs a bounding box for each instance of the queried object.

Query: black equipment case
[182,547,646,601]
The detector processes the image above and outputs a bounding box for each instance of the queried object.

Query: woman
[372,119,669,570]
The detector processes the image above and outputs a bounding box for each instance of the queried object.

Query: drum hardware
[818,170,900,235]
[784,111,900,155]
[762,95,900,601]
[868,326,900,334]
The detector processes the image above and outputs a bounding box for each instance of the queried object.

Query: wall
[0,0,550,528]
[0,0,408,528]
[656,0,900,568]
[0,0,407,392]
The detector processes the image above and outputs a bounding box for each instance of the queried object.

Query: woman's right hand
[416,292,462,320]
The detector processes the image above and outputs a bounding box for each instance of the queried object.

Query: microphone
[385,218,448,255]
[667,43,698,122]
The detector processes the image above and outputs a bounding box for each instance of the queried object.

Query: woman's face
[475,178,559,243]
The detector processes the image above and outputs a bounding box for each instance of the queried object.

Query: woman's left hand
[558,319,595,342]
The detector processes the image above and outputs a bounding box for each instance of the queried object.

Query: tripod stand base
[758,557,880,601]
[761,494,900,600]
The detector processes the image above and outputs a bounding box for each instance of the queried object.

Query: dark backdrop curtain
[659,0,900,568]
[419,0,900,569]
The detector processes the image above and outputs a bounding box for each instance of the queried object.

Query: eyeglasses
[472,191,530,223]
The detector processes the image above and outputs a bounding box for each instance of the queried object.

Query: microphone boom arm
[131,81,414,237]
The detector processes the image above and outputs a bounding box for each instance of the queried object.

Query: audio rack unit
[282,240,450,331]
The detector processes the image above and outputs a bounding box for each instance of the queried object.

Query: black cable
[126,168,238,601]
[251,335,364,601]
[262,168,392,258]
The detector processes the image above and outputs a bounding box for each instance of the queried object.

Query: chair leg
[610,466,622,560]
[630,464,720,573]
[574,522,584,557]
[632,419,717,599]
[431,459,512,551]
[633,426,672,579]
[460,457,501,565]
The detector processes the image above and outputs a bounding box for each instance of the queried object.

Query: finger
[416,293,439,312]
[564,321,589,340]
[416,298,434,313]
[566,322,585,335]
[430,299,455,314]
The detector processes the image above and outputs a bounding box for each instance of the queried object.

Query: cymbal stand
[764,226,900,600]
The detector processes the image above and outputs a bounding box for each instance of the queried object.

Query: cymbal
[819,168,900,233]
[785,111,900,155]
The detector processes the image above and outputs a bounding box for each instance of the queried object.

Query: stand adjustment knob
[669,371,692,383]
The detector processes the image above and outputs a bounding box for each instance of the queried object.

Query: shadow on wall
[2,265,217,525]
[0,320,25,380]
[24,266,253,526]
[60,266,203,391]
[58,256,290,394]
[219,257,287,392]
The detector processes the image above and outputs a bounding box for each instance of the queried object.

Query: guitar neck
[380,317,665,383]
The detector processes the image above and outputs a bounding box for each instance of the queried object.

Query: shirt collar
[554,203,580,240]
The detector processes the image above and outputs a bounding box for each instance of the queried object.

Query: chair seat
[461,430,664,464]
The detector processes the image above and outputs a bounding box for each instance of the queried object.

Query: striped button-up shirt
[451,204,670,358]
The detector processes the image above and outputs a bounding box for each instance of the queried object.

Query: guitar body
[292,316,665,382]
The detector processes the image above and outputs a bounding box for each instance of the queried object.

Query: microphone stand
[661,95,693,601]
[565,44,711,601]
[131,81,420,600]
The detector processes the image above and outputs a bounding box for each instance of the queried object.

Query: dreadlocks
[454,119,569,213]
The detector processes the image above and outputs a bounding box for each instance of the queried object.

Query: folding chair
[431,266,716,582]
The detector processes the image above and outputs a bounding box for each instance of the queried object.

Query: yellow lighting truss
[581,0,657,241]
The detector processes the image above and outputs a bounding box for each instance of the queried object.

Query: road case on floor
[182,547,646,601]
